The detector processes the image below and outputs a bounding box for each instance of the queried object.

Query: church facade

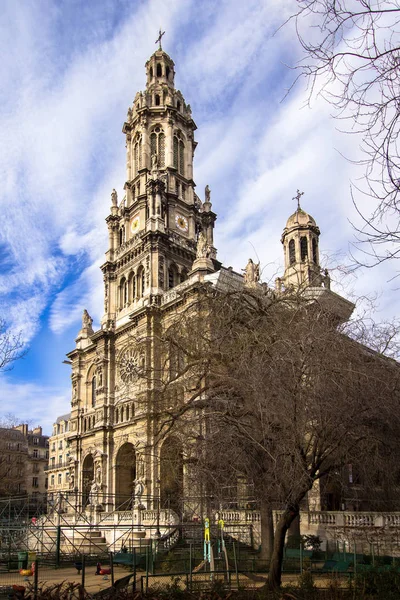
[48,45,351,518]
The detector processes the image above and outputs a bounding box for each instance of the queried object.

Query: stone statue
[134,478,145,507]
[151,152,158,171]
[88,479,99,506]
[111,188,118,206]
[82,309,93,330]
[196,231,210,259]
[243,259,260,284]
[69,471,75,490]
[205,185,211,203]
[322,268,331,290]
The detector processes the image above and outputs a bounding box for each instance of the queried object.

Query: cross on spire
[155,28,165,50]
[292,189,304,210]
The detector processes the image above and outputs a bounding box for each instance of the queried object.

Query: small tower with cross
[280,190,322,290]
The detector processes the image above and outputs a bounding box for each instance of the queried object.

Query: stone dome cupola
[145,50,175,90]
[281,191,322,290]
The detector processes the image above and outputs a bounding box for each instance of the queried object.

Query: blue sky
[0,0,398,433]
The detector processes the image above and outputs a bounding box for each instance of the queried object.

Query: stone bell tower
[281,190,322,290]
[101,40,218,330]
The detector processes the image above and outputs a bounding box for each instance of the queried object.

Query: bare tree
[292,0,400,267]
[0,318,26,371]
[152,283,400,590]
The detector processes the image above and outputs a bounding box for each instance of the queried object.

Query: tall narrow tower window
[166,66,170,79]
[91,376,96,408]
[150,133,157,157]
[289,239,296,265]
[157,63,162,77]
[134,137,142,174]
[173,136,179,169]
[179,141,185,176]
[159,133,165,166]
[149,67,153,78]
[155,94,160,106]
[150,130,165,167]
[312,238,318,264]
[300,237,308,261]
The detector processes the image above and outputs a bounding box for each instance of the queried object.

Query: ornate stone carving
[196,231,211,259]
[111,189,118,207]
[82,309,93,330]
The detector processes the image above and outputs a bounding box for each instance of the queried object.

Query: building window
[312,238,318,264]
[173,136,185,175]
[134,136,142,175]
[33,438,39,446]
[46,451,49,459]
[33,449,38,458]
[52,443,55,451]
[155,94,160,106]
[300,237,308,261]
[58,441,63,450]
[32,477,38,488]
[156,63,162,77]
[289,239,296,265]
[92,375,96,408]
[58,474,62,485]
[50,475,55,486]
[150,129,165,167]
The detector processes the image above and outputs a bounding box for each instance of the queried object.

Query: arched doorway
[82,454,94,507]
[160,437,183,516]
[115,443,136,509]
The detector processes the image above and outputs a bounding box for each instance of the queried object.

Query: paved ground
[0,565,133,595]
[0,567,349,595]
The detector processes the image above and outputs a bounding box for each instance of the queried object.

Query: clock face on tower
[175,214,188,233]
[130,214,140,235]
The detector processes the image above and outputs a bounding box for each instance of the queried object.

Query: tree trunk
[259,499,274,561]
[268,506,298,591]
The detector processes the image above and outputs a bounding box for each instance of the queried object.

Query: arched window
[115,409,119,424]
[126,405,130,421]
[155,94,160,106]
[289,239,296,265]
[121,406,124,422]
[173,136,185,175]
[91,376,96,408]
[300,237,308,261]
[137,267,145,298]
[131,273,136,301]
[134,136,142,175]
[150,129,165,167]
[312,238,318,264]
[119,228,124,246]
[131,403,135,417]
[166,66,170,79]
[177,100,181,111]
[173,136,179,169]
[156,63,162,77]
[179,140,185,176]
[180,268,188,283]
[149,66,153,78]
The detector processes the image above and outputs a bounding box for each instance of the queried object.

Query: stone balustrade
[218,509,400,530]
